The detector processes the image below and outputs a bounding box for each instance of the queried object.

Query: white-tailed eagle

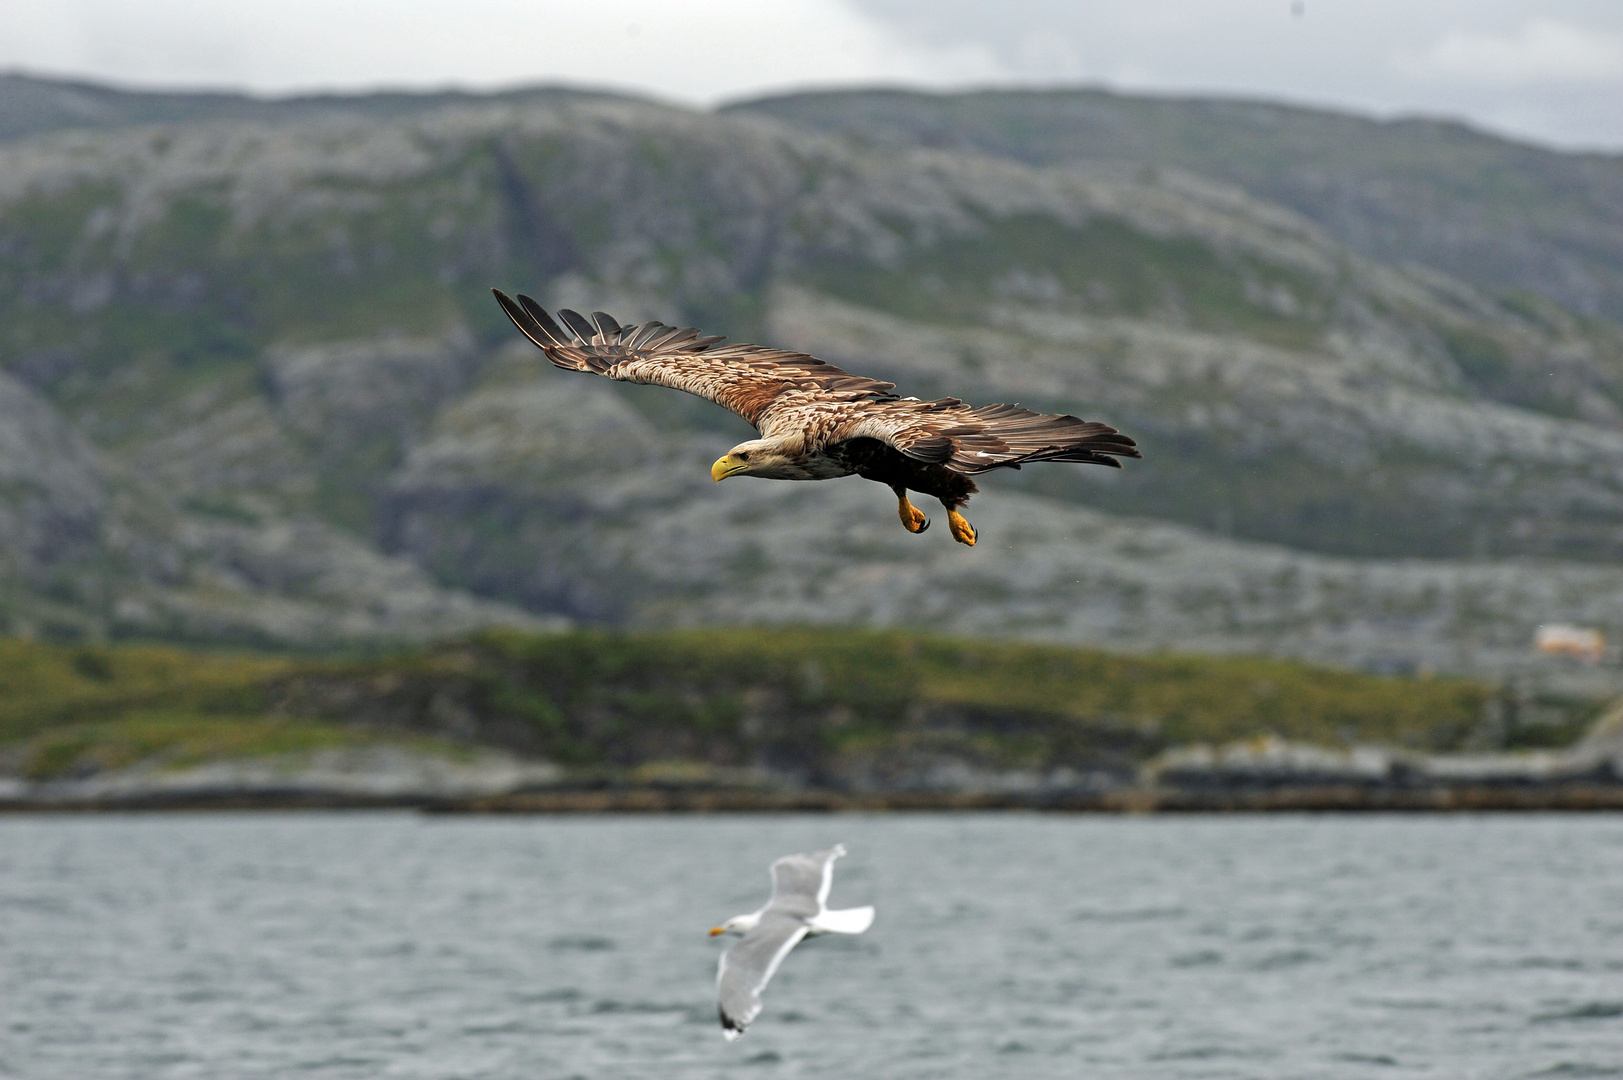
[493,290,1139,546]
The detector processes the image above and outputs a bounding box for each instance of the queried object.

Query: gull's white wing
[716,913,810,1040]
[767,844,846,918]
[809,905,875,935]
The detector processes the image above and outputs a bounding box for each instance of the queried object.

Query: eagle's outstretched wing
[493,290,897,429]
[493,291,1139,472]
[827,398,1141,473]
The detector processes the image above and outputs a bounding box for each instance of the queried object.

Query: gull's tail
[810,906,874,935]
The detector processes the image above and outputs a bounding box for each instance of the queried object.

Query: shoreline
[7,782,1623,813]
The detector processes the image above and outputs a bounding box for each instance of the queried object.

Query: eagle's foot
[947,510,977,546]
[896,496,931,534]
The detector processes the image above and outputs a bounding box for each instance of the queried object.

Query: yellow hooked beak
[711,455,749,482]
[709,926,727,936]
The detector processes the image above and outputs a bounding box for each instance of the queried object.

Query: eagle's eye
[737,452,750,461]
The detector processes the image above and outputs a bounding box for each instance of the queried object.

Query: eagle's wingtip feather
[492,289,556,350]
[556,308,597,342]
[513,294,571,346]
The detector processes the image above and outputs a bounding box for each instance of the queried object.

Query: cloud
[0,0,1006,105]
[8,1,1623,149]
[1405,19,1623,84]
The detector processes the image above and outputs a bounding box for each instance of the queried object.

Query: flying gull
[709,844,875,1040]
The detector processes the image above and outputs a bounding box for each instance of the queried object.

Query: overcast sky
[4,0,1622,151]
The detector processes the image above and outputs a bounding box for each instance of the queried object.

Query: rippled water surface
[3,813,1622,1079]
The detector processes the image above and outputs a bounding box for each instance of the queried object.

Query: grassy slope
[0,630,1596,782]
[0,640,363,779]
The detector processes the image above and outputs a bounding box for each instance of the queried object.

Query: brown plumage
[493,290,1139,546]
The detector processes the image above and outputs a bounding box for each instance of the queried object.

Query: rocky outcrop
[730,88,1623,326]
[1150,735,1623,789]
[0,357,545,644]
[0,744,562,808]
[0,371,104,577]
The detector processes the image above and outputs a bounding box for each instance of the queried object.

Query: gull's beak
[711,455,749,482]
[709,926,727,936]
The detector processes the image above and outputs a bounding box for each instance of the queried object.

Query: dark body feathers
[832,437,979,510]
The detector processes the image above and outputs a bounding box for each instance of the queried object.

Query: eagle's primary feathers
[493,290,1139,545]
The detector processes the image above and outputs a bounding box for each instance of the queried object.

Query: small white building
[1534,624,1606,662]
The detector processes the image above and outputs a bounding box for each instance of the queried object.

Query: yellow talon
[947,510,977,547]
[896,495,930,534]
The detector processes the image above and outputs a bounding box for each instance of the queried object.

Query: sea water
[1,812,1620,1079]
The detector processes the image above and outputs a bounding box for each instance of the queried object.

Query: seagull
[709,844,875,1040]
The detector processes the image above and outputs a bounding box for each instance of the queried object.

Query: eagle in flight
[493,290,1139,546]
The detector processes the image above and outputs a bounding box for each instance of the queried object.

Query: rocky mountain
[3,76,1623,680]
[729,88,1623,326]
[10,74,1622,324]
[0,72,607,143]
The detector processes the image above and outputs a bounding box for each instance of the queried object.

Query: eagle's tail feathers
[945,413,1140,473]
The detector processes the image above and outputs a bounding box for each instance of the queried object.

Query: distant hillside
[0,72,625,142]
[9,74,1622,327]
[3,77,1623,678]
[5,629,1579,790]
[728,88,1623,326]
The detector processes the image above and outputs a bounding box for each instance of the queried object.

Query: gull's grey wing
[767,844,846,918]
[717,913,811,1040]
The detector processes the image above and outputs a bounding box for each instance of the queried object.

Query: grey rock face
[378,369,707,620]
[6,744,563,805]
[766,286,1623,562]
[730,89,1623,325]
[0,372,104,579]
[0,345,544,644]
[265,327,481,458]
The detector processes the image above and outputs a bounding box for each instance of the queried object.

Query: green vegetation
[0,640,462,780]
[1,629,1596,782]
[801,214,1330,349]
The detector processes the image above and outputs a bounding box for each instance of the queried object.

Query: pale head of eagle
[712,437,845,482]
